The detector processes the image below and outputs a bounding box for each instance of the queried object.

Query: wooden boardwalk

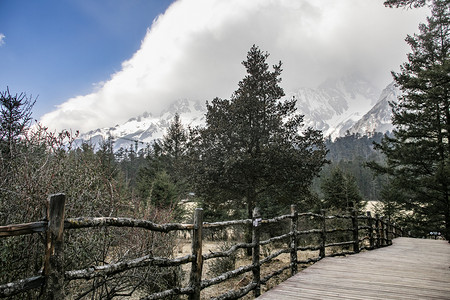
[257,237,450,299]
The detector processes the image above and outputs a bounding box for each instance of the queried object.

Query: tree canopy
[384,0,449,8]
[189,45,328,220]
[321,167,365,212]
[0,87,36,159]
[371,0,450,239]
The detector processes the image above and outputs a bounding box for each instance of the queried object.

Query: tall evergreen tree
[161,113,189,189]
[136,114,190,213]
[0,88,36,159]
[189,45,327,221]
[372,0,450,239]
[321,167,365,212]
[378,180,405,223]
[162,113,188,160]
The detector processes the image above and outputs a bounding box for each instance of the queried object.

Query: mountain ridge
[76,77,397,151]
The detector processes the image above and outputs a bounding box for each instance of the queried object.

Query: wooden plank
[258,238,450,300]
[0,221,47,237]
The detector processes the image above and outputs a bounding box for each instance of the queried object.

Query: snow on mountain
[76,99,206,151]
[289,74,381,139]
[76,76,399,151]
[348,82,399,136]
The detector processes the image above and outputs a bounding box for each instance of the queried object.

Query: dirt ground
[174,239,319,300]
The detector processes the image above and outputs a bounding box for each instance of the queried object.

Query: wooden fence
[0,193,403,299]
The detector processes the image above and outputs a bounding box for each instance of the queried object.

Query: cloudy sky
[0,0,428,133]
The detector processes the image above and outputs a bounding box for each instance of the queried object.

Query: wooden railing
[0,194,403,299]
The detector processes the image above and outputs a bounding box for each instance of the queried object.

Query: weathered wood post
[290,205,298,276]
[380,216,387,246]
[252,207,262,298]
[366,211,374,249]
[43,193,66,299]
[351,208,359,253]
[189,208,203,300]
[385,218,391,245]
[375,214,381,248]
[319,209,326,258]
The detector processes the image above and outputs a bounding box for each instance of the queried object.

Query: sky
[0,0,429,133]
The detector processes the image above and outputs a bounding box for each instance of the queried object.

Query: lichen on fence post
[252,207,261,298]
[189,208,203,300]
[43,193,66,299]
[290,204,298,276]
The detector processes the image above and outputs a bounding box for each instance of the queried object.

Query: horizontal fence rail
[0,194,404,299]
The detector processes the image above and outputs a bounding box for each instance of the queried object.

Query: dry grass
[173,239,319,300]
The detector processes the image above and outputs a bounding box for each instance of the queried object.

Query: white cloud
[40,0,428,133]
[0,33,5,46]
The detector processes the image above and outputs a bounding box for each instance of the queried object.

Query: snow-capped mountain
[76,99,206,151]
[77,76,398,151]
[348,82,399,136]
[290,75,381,139]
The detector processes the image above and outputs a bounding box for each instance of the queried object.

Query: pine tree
[321,167,365,212]
[136,114,190,214]
[189,45,327,221]
[149,170,178,209]
[161,113,189,190]
[378,180,405,223]
[372,0,450,239]
[162,113,187,160]
[0,88,36,159]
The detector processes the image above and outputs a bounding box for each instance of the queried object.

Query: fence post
[385,218,391,245]
[290,205,298,276]
[366,211,374,249]
[252,207,261,298]
[43,193,66,299]
[189,208,203,300]
[351,208,359,253]
[380,216,387,246]
[375,214,381,248]
[319,209,326,258]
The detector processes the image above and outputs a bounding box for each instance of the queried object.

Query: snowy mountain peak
[291,76,381,139]
[77,77,398,151]
[77,99,206,151]
[318,74,380,105]
[348,82,400,136]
